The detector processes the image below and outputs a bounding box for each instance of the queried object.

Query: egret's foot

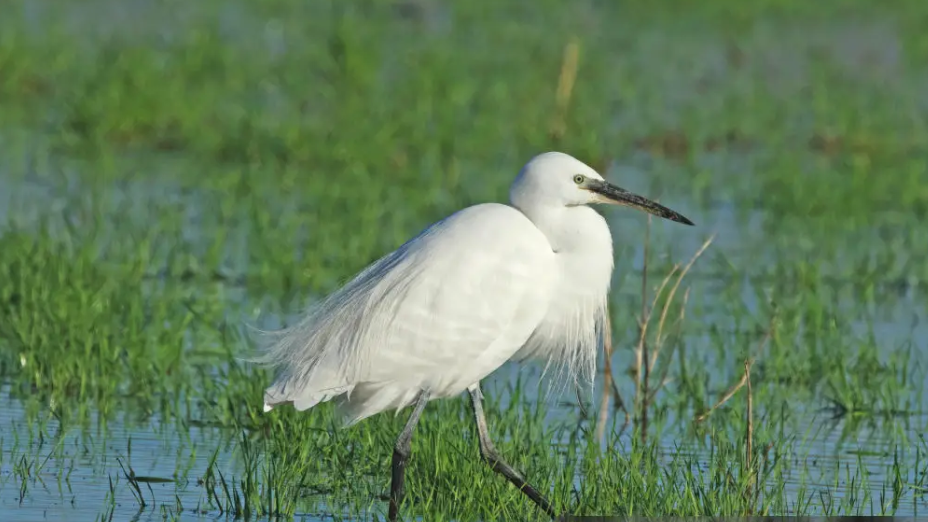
[480,447,557,518]
[388,444,411,521]
[387,390,430,522]
[468,385,558,519]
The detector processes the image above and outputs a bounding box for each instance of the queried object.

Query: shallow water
[2,0,928,520]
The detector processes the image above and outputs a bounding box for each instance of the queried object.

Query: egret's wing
[260,203,555,421]
[368,205,555,378]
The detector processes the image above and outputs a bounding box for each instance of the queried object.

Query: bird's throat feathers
[514,206,615,393]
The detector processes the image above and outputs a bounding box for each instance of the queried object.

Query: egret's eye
[573,174,585,185]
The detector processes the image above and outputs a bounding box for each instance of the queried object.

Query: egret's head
[510,151,693,225]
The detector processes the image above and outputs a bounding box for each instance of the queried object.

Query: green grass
[1,0,927,520]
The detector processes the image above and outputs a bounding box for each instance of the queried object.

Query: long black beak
[588,179,694,226]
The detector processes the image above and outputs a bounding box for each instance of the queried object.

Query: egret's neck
[512,201,615,381]
[515,203,614,257]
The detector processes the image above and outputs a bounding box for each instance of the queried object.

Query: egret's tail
[262,378,354,412]
[250,236,427,418]
[262,378,421,427]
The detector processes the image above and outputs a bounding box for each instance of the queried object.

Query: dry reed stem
[637,230,713,443]
[648,287,690,404]
[695,324,773,423]
[595,314,613,443]
[634,265,678,418]
[695,365,749,423]
[638,235,715,439]
[637,263,677,375]
[575,387,590,420]
[634,215,654,442]
[633,215,651,406]
[595,313,629,444]
[745,358,754,508]
[651,234,715,367]
[550,38,579,140]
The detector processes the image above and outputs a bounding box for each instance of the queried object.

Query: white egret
[257,151,693,520]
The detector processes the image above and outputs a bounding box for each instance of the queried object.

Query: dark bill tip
[590,180,695,226]
[671,213,695,226]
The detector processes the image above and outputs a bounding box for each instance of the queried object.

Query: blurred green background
[0,0,926,520]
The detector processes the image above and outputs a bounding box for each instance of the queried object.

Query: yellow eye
[573,174,585,185]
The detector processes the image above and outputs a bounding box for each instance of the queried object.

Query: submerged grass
[1,0,928,519]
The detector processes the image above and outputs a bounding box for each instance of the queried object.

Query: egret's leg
[389,389,431,522]
[467,385,558,518]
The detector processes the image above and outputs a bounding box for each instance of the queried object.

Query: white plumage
[257,151,691,425]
